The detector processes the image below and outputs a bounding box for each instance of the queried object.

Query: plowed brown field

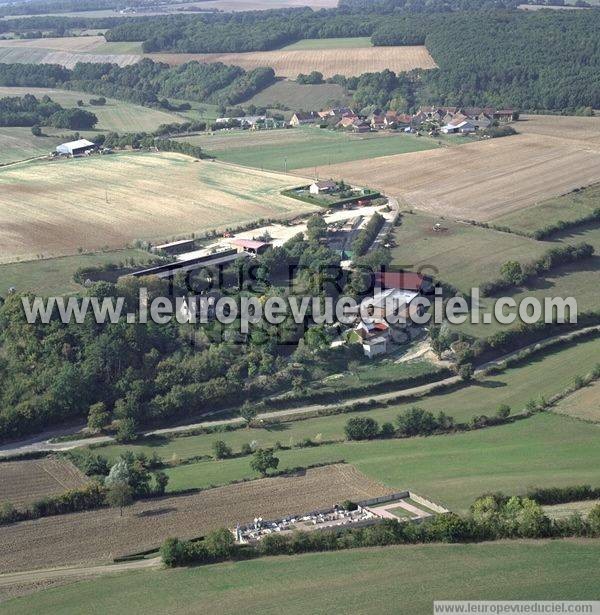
[0,464,393,573]
[295,115,600,221]
[0,457,87,508]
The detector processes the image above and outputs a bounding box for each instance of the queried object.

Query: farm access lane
[2,325,597,458]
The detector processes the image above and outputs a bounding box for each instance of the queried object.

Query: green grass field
[92,336,600,501]
[245,80,352,112]
[178,127,439,172]
[161,413,600,512]
[6,540,598,614]
[0,127,64,165]
[0,87,182,134]
[390,212,548,292]
[493,183,600,234]
[281,37,374,50]
[0,249,156,296]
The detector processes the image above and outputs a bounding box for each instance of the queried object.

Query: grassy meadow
[160,413,600,511]
[281,37,374,50]
[91,336,600,505]
[4,540,599,614]
[493,183,600,234]
[0,249,156,296]
[178,127,440,172]
[245,80,352,111]
[390,211,548,292]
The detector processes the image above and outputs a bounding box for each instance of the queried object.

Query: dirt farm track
[297,114,600,221]
[0,464,393,573]
[0,152,313,263]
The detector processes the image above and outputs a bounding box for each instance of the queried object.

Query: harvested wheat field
[0,152,313,263]
[0,457,87,508]
[0,464,393,573]
[147,46,437,77]
[297,115,600,221]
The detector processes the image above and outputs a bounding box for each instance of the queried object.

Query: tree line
[0,59,276,108]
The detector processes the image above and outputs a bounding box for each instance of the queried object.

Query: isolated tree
[344,417,379,441]
[212,440,232,460]
[105,459,130,487]
[459,363,474,382]
[106,482,134,516]
[500,260,525,285]
[154,471,169,496]
[87,401,110,433]
[30,125,42,137]
[496,404,511,419]
[396,407,437,437]
[239,402,257,428]
[250,448,279,476]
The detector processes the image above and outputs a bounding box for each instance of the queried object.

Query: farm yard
[0,458,86,508]
[146,45,437,77]
[302,115,600,222]
[177,127,440,172]
[0,152,314,263]
[3,540,599,614]
[0,464,392,573]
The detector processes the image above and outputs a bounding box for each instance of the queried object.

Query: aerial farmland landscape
[0,0,599,613]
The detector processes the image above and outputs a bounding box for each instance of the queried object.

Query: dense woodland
[0,231,389,440]
[0,93,97,128]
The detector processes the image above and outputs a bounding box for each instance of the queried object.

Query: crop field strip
[0,458,87,508]
[552,380,600,423]
[146,46,437,77]
[0,464,393,573]
[296,115,600,222]
[0,152,314,263]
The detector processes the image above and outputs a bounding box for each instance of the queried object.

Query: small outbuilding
[56,139,96,157]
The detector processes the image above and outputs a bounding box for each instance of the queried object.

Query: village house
[309,179,337,195]
[290,111,319,126]
[353,321,390,358]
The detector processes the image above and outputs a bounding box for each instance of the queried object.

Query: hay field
[0,464,392,573]
[0,152,313,263]
[0,457,87,508]
[0,127,64,165]
[147,45,437,77]
[298,115,600,222]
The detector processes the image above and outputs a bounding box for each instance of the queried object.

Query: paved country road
[1,325,597,458]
